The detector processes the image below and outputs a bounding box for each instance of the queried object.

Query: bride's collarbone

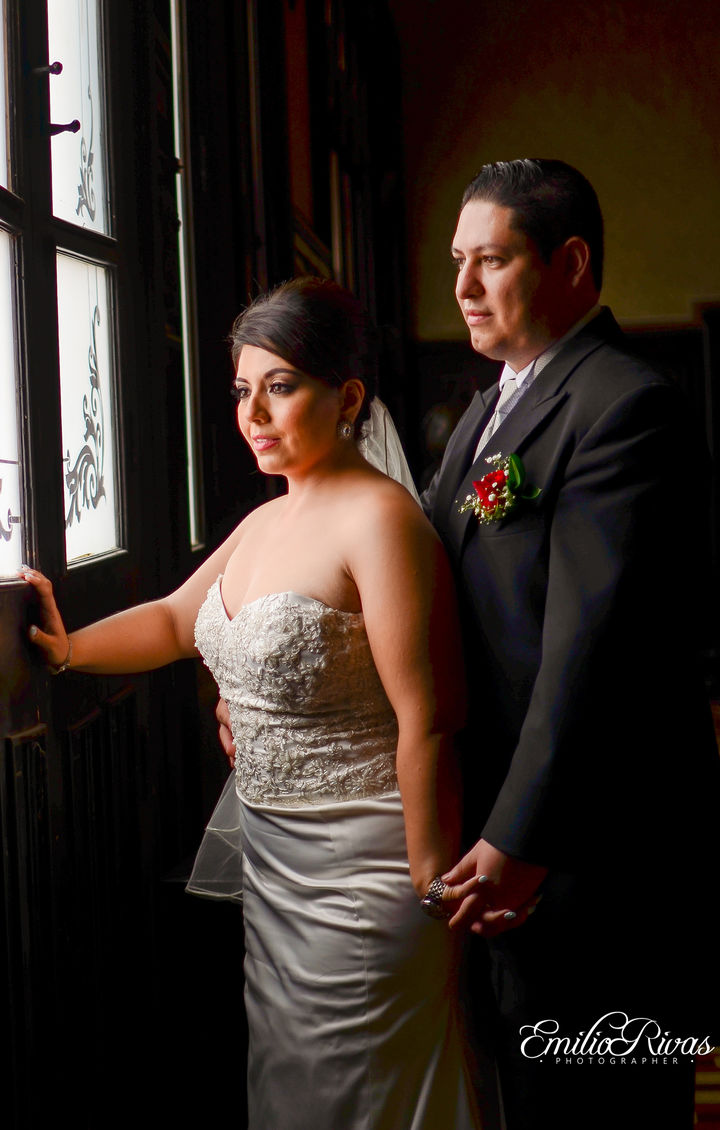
[239,509,350,560]
[222,518,360,616]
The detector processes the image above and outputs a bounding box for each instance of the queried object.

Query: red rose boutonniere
[458,452,541,524]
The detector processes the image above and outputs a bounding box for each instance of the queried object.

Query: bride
[22,277,497,1129]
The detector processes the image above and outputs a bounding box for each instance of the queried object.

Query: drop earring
[338,419,353,440]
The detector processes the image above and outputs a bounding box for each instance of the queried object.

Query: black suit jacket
[424,309,719,882]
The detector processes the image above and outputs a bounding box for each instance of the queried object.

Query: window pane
[1,0,9,188]
[47,0,108,233]
[0,228,23,577]
[170,0,204,547]
[57,253,119,563]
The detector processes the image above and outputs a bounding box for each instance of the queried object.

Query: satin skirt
[189,782,483,1129]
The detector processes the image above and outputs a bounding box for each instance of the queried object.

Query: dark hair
[230,277,378,431]
[461,158,604,290]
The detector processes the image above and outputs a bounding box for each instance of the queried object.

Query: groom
[430,159,719,1129]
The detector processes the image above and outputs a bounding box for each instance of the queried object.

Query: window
[0,0,204,581]
[56,251,119,561]
[47,0,109,233]
[0,0,122,578]
[0,5,22,577]
[170,0,203,548]
[0,224,23,576]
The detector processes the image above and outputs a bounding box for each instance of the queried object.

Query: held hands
[213,690,545,939]
[439,839,548,937]
[216,690,543,939]
[19,566,73,671]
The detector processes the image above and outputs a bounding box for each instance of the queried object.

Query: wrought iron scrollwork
[64,306,106,529]
[50,119,81,137]
[76,84,96,221]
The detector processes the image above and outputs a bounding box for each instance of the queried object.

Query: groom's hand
[442,839,547,936]
[216,696,236,769]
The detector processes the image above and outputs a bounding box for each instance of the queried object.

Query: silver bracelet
[49,638,73,675]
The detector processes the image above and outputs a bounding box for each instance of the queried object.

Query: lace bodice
[195,580,399,806]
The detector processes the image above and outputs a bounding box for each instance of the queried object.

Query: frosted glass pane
[47,0,108,233]
[57,254,119,562]
[0,2,8,189]
[0,228,23,578]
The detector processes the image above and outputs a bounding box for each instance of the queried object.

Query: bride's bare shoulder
[234,494,286,535]
[341,470,433,539]
[341,471,450,602]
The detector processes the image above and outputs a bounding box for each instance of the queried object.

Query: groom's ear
[560,236,593,290]
[339,378,366,424]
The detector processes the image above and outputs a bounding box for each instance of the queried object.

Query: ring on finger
[419,876,452,919]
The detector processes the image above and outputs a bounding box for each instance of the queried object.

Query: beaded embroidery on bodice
[195,580,399,806]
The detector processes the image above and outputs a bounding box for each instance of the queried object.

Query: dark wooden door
[0,3,213,1124]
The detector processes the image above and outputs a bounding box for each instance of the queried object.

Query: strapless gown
[188,579,485,1129]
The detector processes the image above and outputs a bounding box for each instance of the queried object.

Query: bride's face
[233,344,344,478]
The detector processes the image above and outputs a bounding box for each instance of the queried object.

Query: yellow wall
[390,0,720,339]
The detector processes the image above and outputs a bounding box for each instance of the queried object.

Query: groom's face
[452,198,568,372]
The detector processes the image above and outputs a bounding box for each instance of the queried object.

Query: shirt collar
[500,304,602,390]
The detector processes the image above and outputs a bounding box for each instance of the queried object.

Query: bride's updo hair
[229,277,378,433]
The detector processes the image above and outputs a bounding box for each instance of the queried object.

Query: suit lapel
[442,308,620,556]
[433,388,496,518]
[445,385,566,554]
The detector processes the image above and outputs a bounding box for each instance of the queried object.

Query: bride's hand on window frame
[19,567,73,670]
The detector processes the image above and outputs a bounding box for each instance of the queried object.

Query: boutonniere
[458,452,541,524]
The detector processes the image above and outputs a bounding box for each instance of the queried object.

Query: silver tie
[474,374,519,459]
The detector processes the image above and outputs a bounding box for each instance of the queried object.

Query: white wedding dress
[188,578,482,1130]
